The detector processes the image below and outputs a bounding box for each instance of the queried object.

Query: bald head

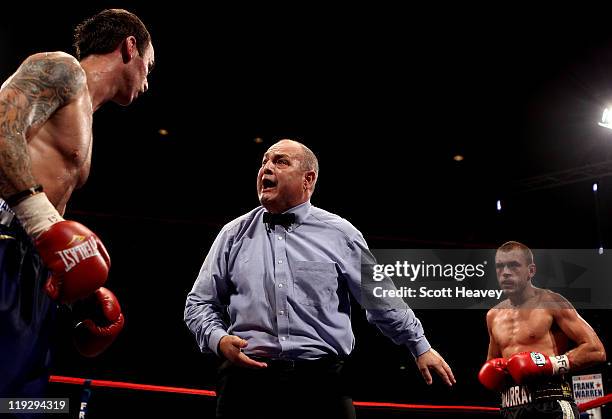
[277,139,319,175]
[257,139,319,213]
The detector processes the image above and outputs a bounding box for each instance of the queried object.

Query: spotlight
[598,108,612,129]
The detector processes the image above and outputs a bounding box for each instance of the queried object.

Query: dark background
[2,2,612,417]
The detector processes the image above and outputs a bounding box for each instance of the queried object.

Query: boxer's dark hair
[497,241,534,265]
[73,9,151,60]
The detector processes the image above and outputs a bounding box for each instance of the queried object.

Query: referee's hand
[218,336,268,369]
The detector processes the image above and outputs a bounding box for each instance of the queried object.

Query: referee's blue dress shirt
[184,201,430,360]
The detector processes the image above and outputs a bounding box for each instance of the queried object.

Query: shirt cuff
[208,328,229,356]
[408,336,431,358]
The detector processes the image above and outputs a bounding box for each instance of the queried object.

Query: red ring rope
[50,375,609,413]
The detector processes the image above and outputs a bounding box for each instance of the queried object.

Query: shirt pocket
[292,261,337,307]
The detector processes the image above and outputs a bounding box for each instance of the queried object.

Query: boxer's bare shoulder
[0,51,86,118]
[539,289,573,310]
[0,51,89,207]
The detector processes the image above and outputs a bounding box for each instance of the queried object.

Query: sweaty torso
[490,290,570,358]
[27,88,93,215]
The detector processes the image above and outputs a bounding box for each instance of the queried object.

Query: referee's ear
[304,170,316,192]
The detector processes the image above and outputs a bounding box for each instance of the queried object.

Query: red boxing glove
[36,220,110,303]
[507,351,571,384]
[478,358,510,391]
[73,287,125,357]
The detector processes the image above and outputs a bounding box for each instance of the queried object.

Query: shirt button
[279,310,284,315]
[278,283,283,288]
[278,260,283,264]
[281,336,287,341]
[278,236,283,240]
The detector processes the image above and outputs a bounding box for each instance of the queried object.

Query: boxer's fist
[36,221,110,303]
[507,351,570,384]
[478,358,509,391]
[73,287,124,357]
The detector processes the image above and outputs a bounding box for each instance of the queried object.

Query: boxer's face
[495,249,535,296]
[117,40,155,106]
[258,140,308,213]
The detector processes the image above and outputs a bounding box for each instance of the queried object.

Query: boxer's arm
[507,294,606,384]
[479,310,509,390]
[486,309,502,360]
[551,295,606,370]
[0,52,85,197]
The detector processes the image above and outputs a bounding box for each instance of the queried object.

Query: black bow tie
[263,212,296,228]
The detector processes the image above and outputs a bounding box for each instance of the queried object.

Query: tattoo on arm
[0,54,85,198]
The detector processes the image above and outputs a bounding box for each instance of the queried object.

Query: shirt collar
[263,200,311,230]
[284,200,311,226]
